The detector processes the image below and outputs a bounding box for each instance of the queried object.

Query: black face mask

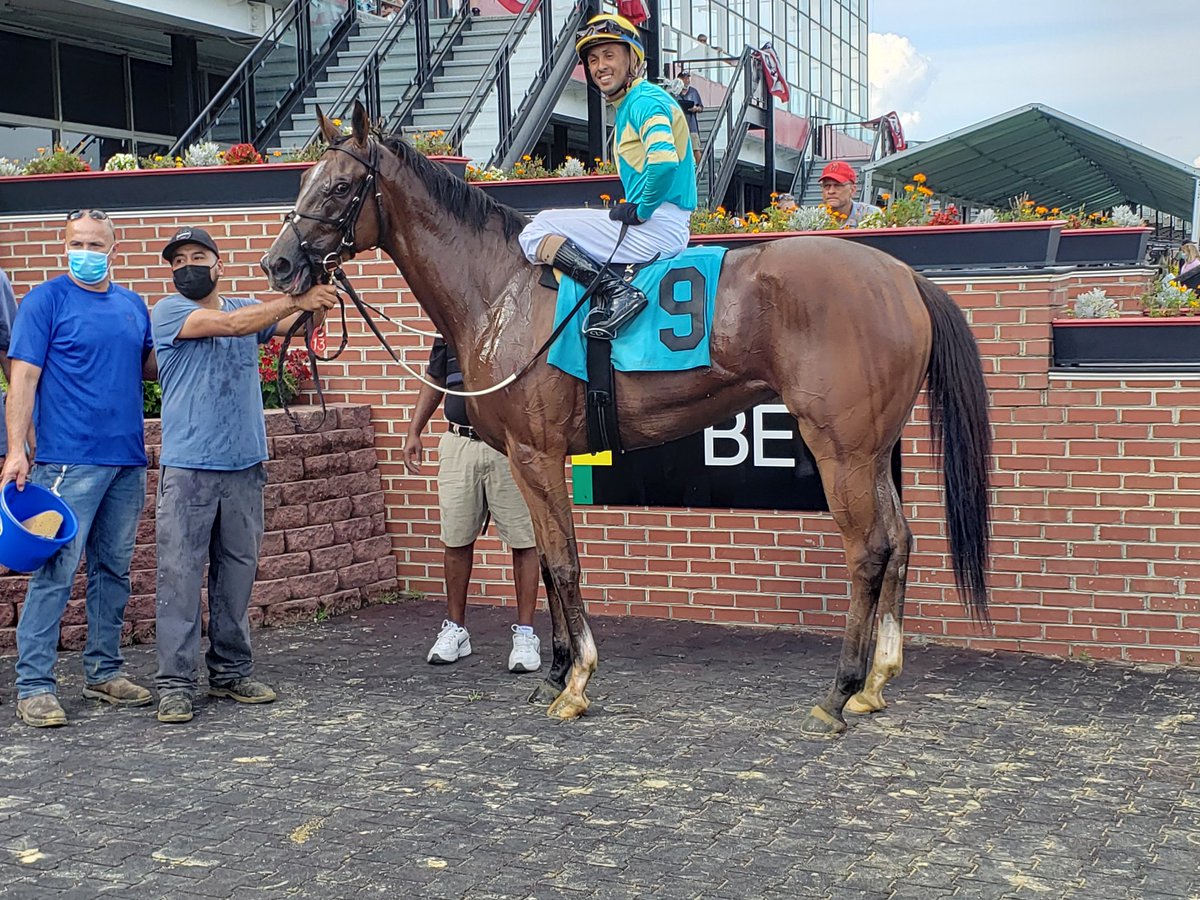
[172,264,217,300]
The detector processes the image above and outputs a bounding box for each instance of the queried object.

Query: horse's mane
[373,135,530,241]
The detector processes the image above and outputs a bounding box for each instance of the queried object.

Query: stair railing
[694,47,763,211]
[295,0,418,142]
[436,0,544,154]
[490,0,589,169]
[169,0,357,156]
[385,0,474,134]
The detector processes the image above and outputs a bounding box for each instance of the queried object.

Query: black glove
[609,203,644,226]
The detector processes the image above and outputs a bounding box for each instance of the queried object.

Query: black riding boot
[551,239,647,340]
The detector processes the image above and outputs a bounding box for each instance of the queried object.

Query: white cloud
[868,33,933,128]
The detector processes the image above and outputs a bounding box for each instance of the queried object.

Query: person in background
[1179,241,1199,277]
[3,209,156,728]
[677,71,704,166]
[152,226,337,724]
[775,193,798,214]
[817,160,880,228]
[403,336,542,673]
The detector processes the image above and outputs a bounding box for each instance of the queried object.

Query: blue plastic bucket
[0,482,79,573]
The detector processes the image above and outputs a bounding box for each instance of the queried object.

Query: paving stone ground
[0,600,1197,900]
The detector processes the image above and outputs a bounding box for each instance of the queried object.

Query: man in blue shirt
[152,226,336,724]
[0,266,19,464]
[3,209,157,727]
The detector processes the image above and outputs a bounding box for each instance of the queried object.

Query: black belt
[447,422,481,441]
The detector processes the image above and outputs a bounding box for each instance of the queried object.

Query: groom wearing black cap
[150,225,337,724]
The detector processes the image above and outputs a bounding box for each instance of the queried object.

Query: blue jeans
[15,464,147,699]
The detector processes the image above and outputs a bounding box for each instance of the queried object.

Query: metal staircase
[170,0,357,156]
[694,47,773,211]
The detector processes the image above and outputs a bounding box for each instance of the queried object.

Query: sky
[868,1,1200,167]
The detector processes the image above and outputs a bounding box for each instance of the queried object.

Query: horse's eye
[333,181,351,195]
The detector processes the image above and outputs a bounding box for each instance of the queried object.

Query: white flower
[183,141,222,167]
[1109,205,1143,228]
[0,157,22,176]
[554,156,587,178]
[103,153,139,171]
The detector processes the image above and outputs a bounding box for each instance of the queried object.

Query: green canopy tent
[863,104,1199,236]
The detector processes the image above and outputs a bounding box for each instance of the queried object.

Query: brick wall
[2,210,1195,667]
[0,404,397,652]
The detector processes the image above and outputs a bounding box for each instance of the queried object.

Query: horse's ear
[351,101,370,146]
[316,106,340,145]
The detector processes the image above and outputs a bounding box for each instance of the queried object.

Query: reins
[276,137,631,431]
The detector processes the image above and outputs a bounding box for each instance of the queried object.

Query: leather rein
[276,138,622,432]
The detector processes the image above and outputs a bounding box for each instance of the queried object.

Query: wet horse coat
[264,104,991,738]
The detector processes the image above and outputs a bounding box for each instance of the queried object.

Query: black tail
[914,274,991,624]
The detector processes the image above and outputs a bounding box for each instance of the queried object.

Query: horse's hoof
[846,691,886,715]
[527,680,563,706]
[799,704,846,741]
[547,692,589,720]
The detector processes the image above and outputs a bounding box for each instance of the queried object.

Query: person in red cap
[819,160,880,227]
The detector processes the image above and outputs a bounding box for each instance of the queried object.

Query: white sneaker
[508,626,542,673]
[427,620,472,664]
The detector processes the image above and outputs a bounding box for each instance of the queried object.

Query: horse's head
[262,100,386,294]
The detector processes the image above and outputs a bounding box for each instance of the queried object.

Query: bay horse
[263,103,991,738]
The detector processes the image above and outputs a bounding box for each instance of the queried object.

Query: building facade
[660,0,868,124]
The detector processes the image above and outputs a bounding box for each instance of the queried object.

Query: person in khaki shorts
[402,336,542,672]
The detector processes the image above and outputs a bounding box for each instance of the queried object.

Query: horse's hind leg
[846,479,911,715]
[796,447,895,740]
[505,449,597,719]
[528,556,572,706]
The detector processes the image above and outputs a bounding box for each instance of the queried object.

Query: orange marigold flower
[881,192,890,201]
[600,193,611,201]
[1051,207,1060,214]
[1035,206,1048,215]
[912,173,927,184]
[904,184,915,193]
[1024,199,1035,207]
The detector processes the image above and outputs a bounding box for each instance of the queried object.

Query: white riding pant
[518,203,692,265]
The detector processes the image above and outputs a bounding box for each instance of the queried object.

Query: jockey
[518,13,697,340]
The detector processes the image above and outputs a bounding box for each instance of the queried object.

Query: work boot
[551,239,647,340]
[208,678,277,704]
[82,676,152,707]
[157,692,194,724]
[16,693,68,727]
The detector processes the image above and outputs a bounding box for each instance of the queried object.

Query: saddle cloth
[547,245,727,381]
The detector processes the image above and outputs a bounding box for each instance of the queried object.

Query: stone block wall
[0,405,397,652]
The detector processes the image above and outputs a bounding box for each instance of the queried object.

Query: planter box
[1052,317,1200,370]
[0,166,624,218]
[426,155,470,180]
[0,164,315,215]
[1057,227,1151,267]
[474,175,624,215]
[690,221,1063,273]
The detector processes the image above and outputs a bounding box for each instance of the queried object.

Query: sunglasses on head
[66,209,109,222]
[577,20,634,42]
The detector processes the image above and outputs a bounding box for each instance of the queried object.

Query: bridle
[274,134,632,433]
[274,138,392,431]
[282,138,385,274]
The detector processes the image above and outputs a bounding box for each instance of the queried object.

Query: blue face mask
[67,249,110,285]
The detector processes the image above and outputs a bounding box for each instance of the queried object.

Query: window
[60,44,128,129]
[0,32,55,119]
[132,58,172,136]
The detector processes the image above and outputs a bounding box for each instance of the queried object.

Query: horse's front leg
[506,448,597,719]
